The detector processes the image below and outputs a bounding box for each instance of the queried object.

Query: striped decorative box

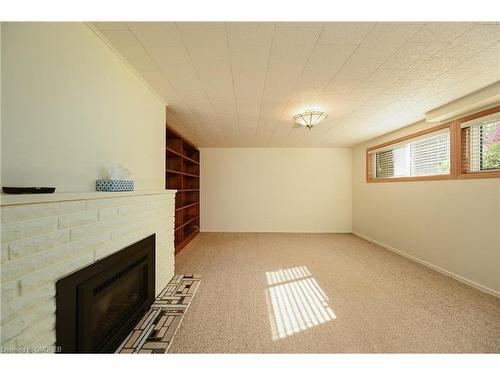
[96,180,134,192]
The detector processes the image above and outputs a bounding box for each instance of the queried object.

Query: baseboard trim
[200,230,352,234]
[352,232,500,298]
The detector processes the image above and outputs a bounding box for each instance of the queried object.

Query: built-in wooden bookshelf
[166,125,200,254]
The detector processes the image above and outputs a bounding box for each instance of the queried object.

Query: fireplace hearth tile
[116,274,201,354]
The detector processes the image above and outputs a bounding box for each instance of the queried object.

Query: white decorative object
[96,180,134,192]
[97,163,134,191]
[108,163,131,180]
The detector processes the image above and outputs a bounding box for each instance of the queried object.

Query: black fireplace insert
[56,234,155,353]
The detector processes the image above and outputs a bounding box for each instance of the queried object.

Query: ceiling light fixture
[293,110,327,129]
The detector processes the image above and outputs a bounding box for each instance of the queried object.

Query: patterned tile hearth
[116,274,201,354]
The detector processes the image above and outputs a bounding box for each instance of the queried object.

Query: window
[369,128,451,179]
[410,131,450,176]
[461,113,500,173]
[375,147,406,178]
[366,105,500,182]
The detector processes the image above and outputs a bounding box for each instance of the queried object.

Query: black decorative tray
[2,187,56,194]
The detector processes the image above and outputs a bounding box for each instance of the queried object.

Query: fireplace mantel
[1,189,176,206]
[1,190,176,351]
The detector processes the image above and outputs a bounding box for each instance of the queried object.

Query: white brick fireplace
[0,190,176,351]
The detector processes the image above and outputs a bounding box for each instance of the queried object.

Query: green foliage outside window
[482,123,500,170]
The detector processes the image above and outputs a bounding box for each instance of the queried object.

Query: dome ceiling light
[292,110,328,129]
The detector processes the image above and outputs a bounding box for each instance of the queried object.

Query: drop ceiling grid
[226,23,275,145]
[247,23,277,146]
[282,23,426,147]
[251,25,325,146]
[408,22,474,43]
[126,22,214,146]
[124,22,216,146]
[302,22,498,146]
[346,67,499,144]
[222,23,244,147]
[406,50,499,113]
[175,23,252,146]
[174,23,235,147]
[278,41,371,147]
[262,23,326,147]
[129,22,224,146]
[294,26,441,146]
[366,33,499,144]
[330,47,500,146]
[274,24,424,146]
[165,111,201,145]
[433,65,499,105]
[96,25,205,146]
[277,25,380,147]
[306,32,453,146]
[304,22,500,146]
[93,22,500,148]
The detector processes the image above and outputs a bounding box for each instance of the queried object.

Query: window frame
[366,105,500,183]
[457,106,500,180]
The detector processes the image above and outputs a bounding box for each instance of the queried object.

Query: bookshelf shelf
[175,202,200,212]
[166,125,200,254]
[165,169,199,178]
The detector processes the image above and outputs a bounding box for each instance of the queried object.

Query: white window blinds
[375,146,407,178]
[462,114,500,173]
[371,129,451,179]
[410,131,450,176]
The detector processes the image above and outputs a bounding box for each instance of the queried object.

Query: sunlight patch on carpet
[265,266,336,340]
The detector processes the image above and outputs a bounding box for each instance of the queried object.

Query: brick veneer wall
[0,192,175,350]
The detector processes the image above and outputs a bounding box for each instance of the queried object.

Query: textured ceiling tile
[253,25,324,146]
[98,22,500,147]
[166,107,210,146]
[97,29,176,101]
[166,110,202,146]
[272,24,323,48]
[435,66,500,102]
[403,57,464,82]
[176,22,226,46]
[381,43,447,72]
[174,24,237,146]
[268,124,295,146]
[128,22,180,46]
[318,22,374,45]
[432,23,500,58]
[93,22,129,30]
[174,22,225,31]
[293,43,358,94]
[226,22,275,45]
[230,45,271,102]
[229,34,273,145]
[363,22,424,47]
[323,42,401,94]
[320,24,427,97]
[276,22,324,29]
[408,22,474,43]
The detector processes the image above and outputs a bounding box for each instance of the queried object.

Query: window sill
[457,171,500,179]
[366,171,500,182]
[366,174,454,183]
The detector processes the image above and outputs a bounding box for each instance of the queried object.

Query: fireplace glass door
[78,255,149,352]
[56,235,155,353]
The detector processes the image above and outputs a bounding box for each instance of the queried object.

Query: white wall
[200,148,352,233]
[352,120,500,295]
[1,23,165,192]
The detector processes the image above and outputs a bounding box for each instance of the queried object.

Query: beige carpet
[170,233,499,353]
